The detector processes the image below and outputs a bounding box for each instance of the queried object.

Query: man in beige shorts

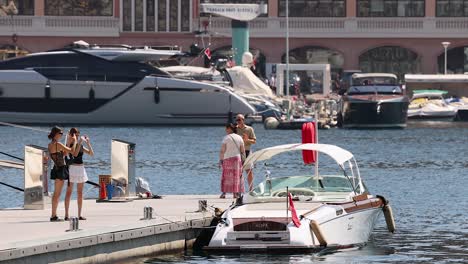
[235,114,256,191]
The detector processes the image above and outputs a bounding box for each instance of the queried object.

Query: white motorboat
[0,42,255,124]
[206,143,395,252]
[408,90,457,119]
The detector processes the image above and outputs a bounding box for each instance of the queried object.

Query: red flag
[288,193,301,227]
[204,48,211,60]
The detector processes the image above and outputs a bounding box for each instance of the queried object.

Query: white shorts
[69,164,89,183]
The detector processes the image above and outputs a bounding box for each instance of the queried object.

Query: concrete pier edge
[0,217,213,264]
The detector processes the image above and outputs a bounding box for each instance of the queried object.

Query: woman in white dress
[64,128,94,220]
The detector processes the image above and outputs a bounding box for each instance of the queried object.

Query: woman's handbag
[229,134,246,164]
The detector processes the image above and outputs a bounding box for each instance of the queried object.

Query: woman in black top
[47,126,80,222]
[64,128,94,221]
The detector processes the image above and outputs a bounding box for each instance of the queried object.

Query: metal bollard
[198,200,207,212]
[142,206,153,220]
[67,217,79,232]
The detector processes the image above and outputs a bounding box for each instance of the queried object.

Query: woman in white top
[219,123,245,198]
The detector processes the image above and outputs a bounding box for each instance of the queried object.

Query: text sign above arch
[200,3,267,21]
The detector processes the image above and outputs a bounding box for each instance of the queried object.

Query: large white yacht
[0,42,255,124]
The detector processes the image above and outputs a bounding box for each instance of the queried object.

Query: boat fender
[376,195,388,205]
[264,117,279,129]
[154,87,160,104]
[44,80,51,99]
[89,87,95,100]
[383,204,396,233]
[309,220,327,247]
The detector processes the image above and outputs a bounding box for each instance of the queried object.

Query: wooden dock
[0,195,233,264]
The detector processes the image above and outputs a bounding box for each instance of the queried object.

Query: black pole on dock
[0,181,24,192]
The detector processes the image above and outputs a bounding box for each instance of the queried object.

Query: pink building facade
[2,0,468,79]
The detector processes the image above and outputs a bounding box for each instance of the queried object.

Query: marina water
[0,122,467,263]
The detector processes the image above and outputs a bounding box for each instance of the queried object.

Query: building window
[157,0,167,31]
[135,0,143,31]
[278,0,346,17]
[357,0,424,17]
[1,0,34,15]
[437,0,468,16]
[45,0,113,16]
[147,0,155,31]
[123,0,131,31]
[181,0,190,31]
[359,46,421,80]
[122,0,191,32]
[200,0,268,17]
[169,0,178,31]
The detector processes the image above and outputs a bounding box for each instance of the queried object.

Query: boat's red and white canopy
[243,143,354,169]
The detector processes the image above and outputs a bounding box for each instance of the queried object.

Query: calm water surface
[0,121,467,263]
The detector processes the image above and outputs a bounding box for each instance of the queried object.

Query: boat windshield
[348,77,401,95]
[250,175,356,198]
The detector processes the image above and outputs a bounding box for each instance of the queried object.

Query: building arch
[359,45,421,80]
[281,45,344,69]
[437,46,468,74]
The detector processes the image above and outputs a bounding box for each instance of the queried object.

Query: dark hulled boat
[340,73,409,128]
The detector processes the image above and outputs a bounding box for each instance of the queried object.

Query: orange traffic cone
[99,182,107,200]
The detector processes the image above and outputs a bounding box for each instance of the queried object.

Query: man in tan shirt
[236,114,256,191]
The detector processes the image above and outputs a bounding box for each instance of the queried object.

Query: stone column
[232,20,249,66]
[268,0,278,17]
[346,0,356,17]
[426,0,436,17]
[34,0,44,16]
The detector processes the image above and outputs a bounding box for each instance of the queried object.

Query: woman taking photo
[64,128,94,221]
[47,126,80,222]
[219,123,245,199]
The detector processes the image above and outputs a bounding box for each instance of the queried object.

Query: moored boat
[206,143,395,252]
[408,90,457,119]
[340,73,409,128]
[0,41,255,125]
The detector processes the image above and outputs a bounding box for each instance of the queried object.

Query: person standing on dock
[47,126,81,222]
[219,123,245,199]
[235,114,256,191]
[64,128,94,221]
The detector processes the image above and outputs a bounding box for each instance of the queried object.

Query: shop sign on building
[200,3,267,21]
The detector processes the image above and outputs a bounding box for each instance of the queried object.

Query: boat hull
[0,73,255,125]
[341,95,409,128]
[454,109,468,121]
[206,198,383,252]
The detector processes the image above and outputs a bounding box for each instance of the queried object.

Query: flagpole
[315,110,319,192]
[285,0,290,97]
[286,186,289,221]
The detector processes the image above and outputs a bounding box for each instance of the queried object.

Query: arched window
[44,0,113,16]
[359,46,421,80]
[437,46,468,74]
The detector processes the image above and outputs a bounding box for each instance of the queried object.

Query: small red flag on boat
[302,122,317,164]
[204,48,211,59]
[288,193,301,227]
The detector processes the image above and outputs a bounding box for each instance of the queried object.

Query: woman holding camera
[48,126,80,222]
[64,128,94,221]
